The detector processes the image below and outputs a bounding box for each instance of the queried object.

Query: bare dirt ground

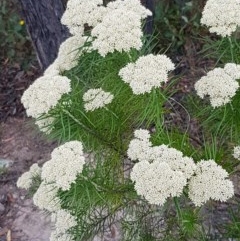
[0,117,57,241]
[0,58,57,241]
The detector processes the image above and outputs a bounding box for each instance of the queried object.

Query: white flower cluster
[233,145,240,160]
[129,129,196,205]
[128,129,196,179]
[91,8,143,56]
[53,35,89,74]
[224,63,240,79]
[129,129,234,206]
[107,0,152,20]
[50,209,77,241]
[61,0,151,56]
[21,75,71,118]
[41,141,85,191]
[44,61,60,77]
[201,0,240,37]
[194,64,240,107]
[61,0,106,35]
[131,161,186,205]
[31,142,84,235]
[83,88,114,112]
[188,160,234,206]
[35,117,55,134]
[119,54,175,94]
[44,35,92,77]
[33,182,61,212]
[17,163,41,190]
[52,209,77,233]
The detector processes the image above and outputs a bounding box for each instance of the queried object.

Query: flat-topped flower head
[44,60,60,77]
[21,75,71,118]
[133,129,151,141]
[224,63,240,79]
[119,54,175,94]
[52,209,77,234]
[35,117,55,134]
[131,161,186,205]
[127,138,152,161]
[17,163,41,190]
[45,35,91,76]
[127,129,152,161]
[201,0,240,37]
[61,0,106,35]
[106,0,152,20]
[83,88,114,111]
[188,160,234,206]
[91,8,143,56]
[41,141,85,191]
[33,182,61,212]
[128,129,196,179]
[56,35,89,72]
[194,65,239,107]
[151,146,196,179]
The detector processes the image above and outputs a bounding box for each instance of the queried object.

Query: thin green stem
[228,37,234,62]
[63,109,95,134]
[104,107,119,119]
[174,196,183,221]
[63,109,125,156]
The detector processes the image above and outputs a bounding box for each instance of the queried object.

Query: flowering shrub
[17,0,240,240]
[194,63,240,107]
[201,0,240,37]
[119,54,175,94]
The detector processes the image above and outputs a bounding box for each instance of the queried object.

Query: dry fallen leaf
[6,229,11,241]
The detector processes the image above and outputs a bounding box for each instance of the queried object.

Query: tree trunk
[142,0,155,35]
[18,0,69,71]
[19,0,154,71]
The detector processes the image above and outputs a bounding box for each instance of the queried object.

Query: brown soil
[0,47,56,239]
[0,117,57,241]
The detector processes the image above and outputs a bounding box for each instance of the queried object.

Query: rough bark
[142,0,155,35]
[18,0,69,71]
[19,0,155,71]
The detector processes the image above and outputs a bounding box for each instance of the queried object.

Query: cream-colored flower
[17,163,41,190]
[119,54,175,94]
[61,0,106,35]
[131,161,186,205]
[106,0,152,20]
[129,129,197,205]
[33,182,61,211]
[133,129,151,141]
[83,88,114,111]
[188,160,234,206]
[52,209,77,234]
[56,35,89,72]
[224,63,240,79]
[21,75,71,118]
[201,0,240,37]
[127,138,152,161]
[44,60,60,76]
[91,8,143,56]
[35,117,55,134]
[194,65,239,107]
[41,141,85,191]
[128,129,196,179]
